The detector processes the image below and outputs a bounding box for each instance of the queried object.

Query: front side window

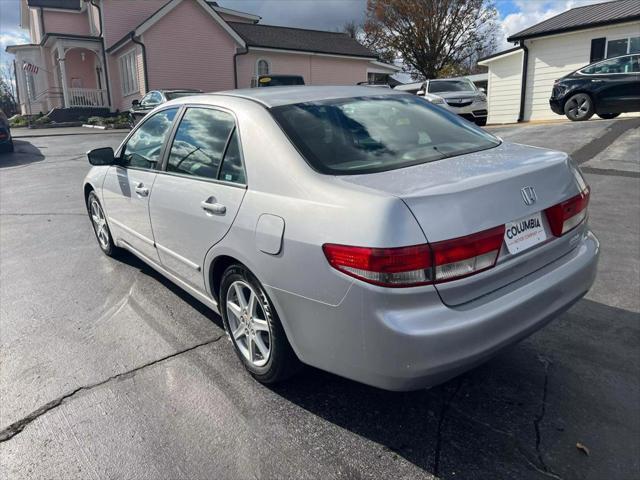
[141,91,162,106]
[119,50,139,96]
[166,107,236,180]
[582,55,634,74]
[428,80,475,93]
[122,108,177,169]
[271,95,500,175]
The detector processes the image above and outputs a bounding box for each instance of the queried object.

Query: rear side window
[167,107,245,183]
[581,55,634,74]
[270,95,500,175]
[122,108,177,169]
[218,130,246,184]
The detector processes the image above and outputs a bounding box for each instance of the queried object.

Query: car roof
[208,85,409,108]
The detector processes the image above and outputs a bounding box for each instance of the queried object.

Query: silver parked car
[418,78,488,126]
[84,86,598,391]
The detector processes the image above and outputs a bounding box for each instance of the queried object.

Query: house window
[256,58,270,76]
[606,36,640,58]
[119,50,139,96]
[25,71,36,100]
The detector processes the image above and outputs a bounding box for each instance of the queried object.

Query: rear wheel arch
[210,255,246,302]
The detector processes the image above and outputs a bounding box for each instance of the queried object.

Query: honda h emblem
[521,186,537,206]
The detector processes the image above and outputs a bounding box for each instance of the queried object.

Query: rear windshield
[259,76,305,87]
[270,95,500,175]
[165,92,200,100]
[428,80,475,93]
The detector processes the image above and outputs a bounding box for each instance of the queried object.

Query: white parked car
[418,78,488,126]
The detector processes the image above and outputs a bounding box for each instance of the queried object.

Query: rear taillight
[545,187,590,237]
[323,225,505,288]
[430,226,505,282]
[322,244,432,287]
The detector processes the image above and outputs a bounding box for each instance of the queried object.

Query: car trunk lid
[337,142,586,306]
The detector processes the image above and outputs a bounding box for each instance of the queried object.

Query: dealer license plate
[504,212,547,254]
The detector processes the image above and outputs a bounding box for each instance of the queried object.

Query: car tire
[597,113,620,120]
[86,191,120,257]
[564,93,594,121]
[475,118,487,127]
[220,264,302,384]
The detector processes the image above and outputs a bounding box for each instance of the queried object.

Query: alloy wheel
[226,280,272,367]
[566,94,591,120]
[90,198,110,250]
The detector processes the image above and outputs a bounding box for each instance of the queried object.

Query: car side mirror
[417,90,425,96]
[479,87,486,93]
[87,147,116,166]
[131,99,140,107]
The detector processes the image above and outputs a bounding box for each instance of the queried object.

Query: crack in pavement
[0,335,224,443]
[533,355,560,478]
[432,378,464,476]
[450,404,564,480]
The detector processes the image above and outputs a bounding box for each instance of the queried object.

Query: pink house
[7,0,399,116]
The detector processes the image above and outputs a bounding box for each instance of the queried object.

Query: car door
[102,107,179,261]
[149,106,247,292]
[584,55,638,112]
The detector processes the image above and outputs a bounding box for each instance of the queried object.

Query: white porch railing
[67,88,108,108]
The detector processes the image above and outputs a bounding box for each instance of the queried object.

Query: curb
[13,129,129,139]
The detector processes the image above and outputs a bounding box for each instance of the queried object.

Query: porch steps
[46,107,110,123]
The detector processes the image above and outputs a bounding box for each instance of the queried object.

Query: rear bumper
[268,230,599,391]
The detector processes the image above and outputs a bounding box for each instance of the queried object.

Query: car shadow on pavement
[111,249,225,332]
[0,140,45,168]
[269,299,640,480]
[101,248,639,479]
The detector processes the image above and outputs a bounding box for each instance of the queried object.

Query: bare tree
[0,60,18,116]
[364,0,498,79]
[341,20,359,39]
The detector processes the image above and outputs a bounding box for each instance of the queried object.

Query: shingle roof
[228,22,377,58]
[27,0,81,10]
[508,0,640,41]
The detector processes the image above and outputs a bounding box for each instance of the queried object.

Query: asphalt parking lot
[1,118,639,479]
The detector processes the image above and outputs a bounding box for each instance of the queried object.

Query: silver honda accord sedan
[83,86,599,391]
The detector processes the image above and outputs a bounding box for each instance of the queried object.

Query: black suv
[550,54,640,121]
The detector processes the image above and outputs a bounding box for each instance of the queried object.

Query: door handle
[134,182,149,197]
[201,199,226,215]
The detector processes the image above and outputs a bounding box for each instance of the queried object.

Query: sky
[0,0,608,67]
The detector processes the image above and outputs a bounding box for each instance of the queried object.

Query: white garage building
[479,0,640,124]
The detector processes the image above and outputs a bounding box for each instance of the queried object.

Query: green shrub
[87,116,104,125]
[9,115,28,127]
